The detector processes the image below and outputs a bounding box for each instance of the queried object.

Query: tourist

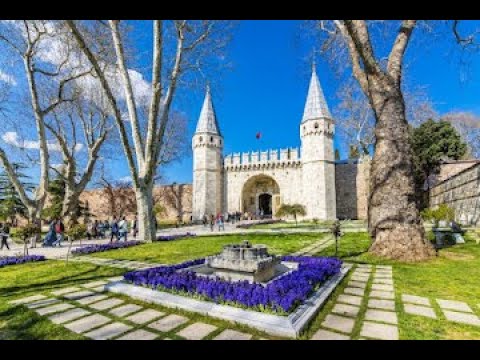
[217,213,225,231]
[118,216,128,242]
[132,214,138,239]
[52,218,65,247]
[86,220,95,240]
[42,219,57,247]
[203,214,208,227]
[110,216,119,243]
[210,214,215,232]
[0,222,10,250]
[103,220,110,238]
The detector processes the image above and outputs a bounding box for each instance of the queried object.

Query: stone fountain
[184,240,292,283]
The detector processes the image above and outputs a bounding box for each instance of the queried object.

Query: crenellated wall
[224,148,301,170]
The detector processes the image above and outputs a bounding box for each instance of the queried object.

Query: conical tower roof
[195,86,222,136]
[302,64,331,123]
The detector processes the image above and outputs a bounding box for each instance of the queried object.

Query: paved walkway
[9,281,260,340]
[311,264,399,340]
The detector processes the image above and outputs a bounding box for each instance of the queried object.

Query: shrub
[66,224,87,241]
[421,204,455,226]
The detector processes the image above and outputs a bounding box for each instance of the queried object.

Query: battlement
[224,148,301,170]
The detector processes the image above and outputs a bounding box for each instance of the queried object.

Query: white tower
[192,86,224,221]
[300,64,337,220]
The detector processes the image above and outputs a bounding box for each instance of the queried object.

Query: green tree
[411,119,467,208]
[42,174,89,224]
[348,144,360,159]
[275,204,306,227]
[0,163,35,226]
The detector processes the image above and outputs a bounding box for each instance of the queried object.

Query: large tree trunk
[368,83,435,261]
[135,181,156,242]
[62,187,81,226]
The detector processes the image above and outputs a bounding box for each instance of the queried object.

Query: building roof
[302,65,332,123]
[195,86,222,136]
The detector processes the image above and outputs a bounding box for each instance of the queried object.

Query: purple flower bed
[0,255,46,268]
[72,241,142,255]
[124,255,341,314]
[155,232,196,242]
[236,220,284,229]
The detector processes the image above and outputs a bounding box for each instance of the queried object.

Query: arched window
[314,122,319,129]
[210,136,214,143]
[199,136,203,142]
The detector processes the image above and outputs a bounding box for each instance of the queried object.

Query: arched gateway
[241,175,280,217]
[192,65,337,222]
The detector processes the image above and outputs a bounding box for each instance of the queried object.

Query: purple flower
[0,255,46,268]
[72,241,142,255]
[123,256,342,314]
[155,233,196,242]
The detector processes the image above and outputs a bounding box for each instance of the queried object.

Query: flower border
[71,241,142,255]
[124,255,341,314]
[0,255,46,268]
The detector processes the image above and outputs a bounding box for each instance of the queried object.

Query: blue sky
[2,20,479,187]
[155,20,480,184]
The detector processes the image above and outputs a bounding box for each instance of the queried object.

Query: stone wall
[335,157,371,220]
[429,163,480,226]
[79,184,193,223]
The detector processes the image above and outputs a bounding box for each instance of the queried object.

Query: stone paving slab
[176,322,217,340]
[63,290,96,300]
[116,329,159,340]
[344,287,365,297]
[311,329,350,340]
[48,308,91,324]
[213,329,253,340]
[364,309,398,324]
[404,304,437,319]
[321,314,355,334]
[77,294,109,305]
[148,314,189,332]
[443,310,480,326]
[84,322,132,340]
[91,286,106,293]
[82,281,108,289]
[351,276,370,282]
[64,314,111,334]
[51,287,82,296]
[374,274,393,280]
[10,294,47,305]
[348,281,367,289]
[338,294,363,306]
[361,321,398,340]
[332,303,360,318]
[35,303,75,316]
[371,284,394,292]
[376,266,392,270]
[107,276,124,282]
[373,279,394,285]
[437,299,473,313]
[370,290,395,300]
[402,294,430,306]
[368,299,395,311]
[109,304,142,317]
[125,309,165,324]
[89,298,124,311]
[26,298,61,309]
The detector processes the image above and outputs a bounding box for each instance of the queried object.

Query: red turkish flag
[256,132,262,140]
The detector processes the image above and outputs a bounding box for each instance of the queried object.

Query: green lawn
[251,220,367,230]
[88,233,325,264]
[311,231,480,340]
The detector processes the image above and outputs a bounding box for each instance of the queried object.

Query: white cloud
[0,70,16,86]
[2,131,83,153]
[118,176,132,183]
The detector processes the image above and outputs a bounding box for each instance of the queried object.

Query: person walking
[118,216,128,242]
[217,213,225,231]
[53,218,65,247]
[0,222,10,250]
[110,216,119,243]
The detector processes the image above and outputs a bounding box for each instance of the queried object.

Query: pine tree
[0,163,35,226]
